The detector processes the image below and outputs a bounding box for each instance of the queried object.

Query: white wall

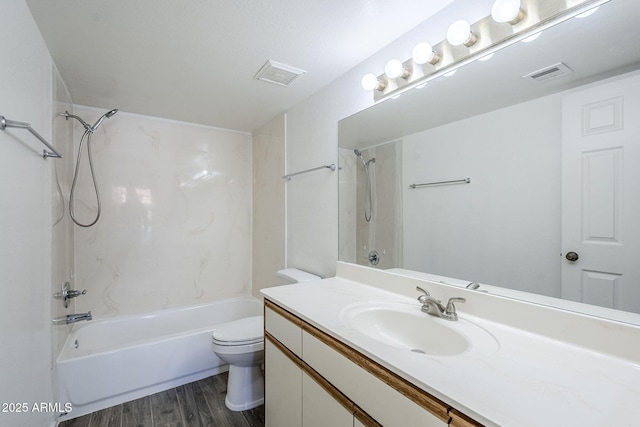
[285,0,492,278]
[73,107,253,317]
[0,1,55,425]
[403,94,562,296]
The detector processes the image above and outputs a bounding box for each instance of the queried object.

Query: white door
[561,72,640,313]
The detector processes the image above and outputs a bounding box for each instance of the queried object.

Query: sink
[341,301,498,356]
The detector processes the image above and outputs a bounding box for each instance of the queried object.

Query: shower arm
[58,111,92,132]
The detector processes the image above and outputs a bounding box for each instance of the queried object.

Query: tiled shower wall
[72,107,253,318]
[354,142,403,270]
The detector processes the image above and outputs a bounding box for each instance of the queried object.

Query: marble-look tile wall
[354,142,402,269]
[72,107,253,318]
[252,114,286,297]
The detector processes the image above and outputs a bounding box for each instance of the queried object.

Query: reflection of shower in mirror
[353,149,375,222]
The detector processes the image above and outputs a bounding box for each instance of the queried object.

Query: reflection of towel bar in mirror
[409,178,470,189]
[283,163,336,181]
[0,115,63,159]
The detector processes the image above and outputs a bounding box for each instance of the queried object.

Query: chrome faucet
[416,287,465,321]
[52,311,92,325]
[54,282,87,308]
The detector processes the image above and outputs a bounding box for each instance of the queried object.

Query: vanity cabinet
[264,300,483,427]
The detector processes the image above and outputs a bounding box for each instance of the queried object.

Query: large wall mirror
[338,0,640,323]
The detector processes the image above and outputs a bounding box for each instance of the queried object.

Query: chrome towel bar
[283,163,336,181]
[410,178,470,189]
[0,115,62,159]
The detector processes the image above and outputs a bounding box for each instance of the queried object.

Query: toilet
[211,268,320,411]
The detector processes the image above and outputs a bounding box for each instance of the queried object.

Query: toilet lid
[212,316,263,345]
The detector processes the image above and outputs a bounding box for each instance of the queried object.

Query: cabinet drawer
[265,300,302,357]
[303,330,448,427]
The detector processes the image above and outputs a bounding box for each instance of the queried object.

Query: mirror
[338,0,640,322]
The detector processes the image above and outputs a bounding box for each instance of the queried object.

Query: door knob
[565,251,579,262]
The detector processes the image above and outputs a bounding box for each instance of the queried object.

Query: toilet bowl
[211,268,320,411]
[211,316,265,411]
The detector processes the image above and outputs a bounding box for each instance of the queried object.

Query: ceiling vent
[254,60,306,87]
[522,62,573,83]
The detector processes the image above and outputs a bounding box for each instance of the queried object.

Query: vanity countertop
[262,275,640,427]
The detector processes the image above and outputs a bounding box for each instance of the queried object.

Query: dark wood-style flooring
[58,372,264,427]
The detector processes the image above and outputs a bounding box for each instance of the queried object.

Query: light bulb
[384,59,407,79]
[361,73,382,91]
[412,42,439,65]
[447,20,477,47]
[491,0,525,24]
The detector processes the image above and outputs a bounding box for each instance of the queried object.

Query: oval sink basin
[341,302,498,356]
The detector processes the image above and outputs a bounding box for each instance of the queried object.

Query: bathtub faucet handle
[67,289,87,298]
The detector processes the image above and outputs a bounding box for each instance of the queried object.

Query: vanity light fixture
[384,59,410,79]
[412,42,440,65]
[362,0,611,102]
[491,0,525,25]
[446,20,477,47]
[361,73,386,91]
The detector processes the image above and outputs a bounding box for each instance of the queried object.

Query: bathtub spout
[53,311,92,325]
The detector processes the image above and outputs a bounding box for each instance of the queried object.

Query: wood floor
[58,372,265,427]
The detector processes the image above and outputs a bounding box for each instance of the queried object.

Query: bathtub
[56,296,262,421]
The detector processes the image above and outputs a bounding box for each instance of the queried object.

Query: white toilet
[211,268,320,411]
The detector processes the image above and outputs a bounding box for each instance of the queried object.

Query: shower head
[91,108,118,132]
[354,148,375,169]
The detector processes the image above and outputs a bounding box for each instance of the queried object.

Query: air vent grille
[522,62,573,83]
[254,60,306,87]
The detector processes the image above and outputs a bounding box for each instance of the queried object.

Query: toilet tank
[275,268,320,286]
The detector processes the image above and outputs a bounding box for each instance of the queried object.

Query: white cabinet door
[561,72,640,313]
[265,339,302,427]
[302,372,354,427]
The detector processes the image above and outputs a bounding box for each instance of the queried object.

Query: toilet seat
[212,315,263,346]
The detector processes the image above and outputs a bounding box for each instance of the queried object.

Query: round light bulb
[447,20,476,47]
[361,73,380,91]
[412,42,436,65]
[384,59,405,79]
[491,0,524,24]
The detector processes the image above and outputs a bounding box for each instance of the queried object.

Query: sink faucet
[416,287,465,321]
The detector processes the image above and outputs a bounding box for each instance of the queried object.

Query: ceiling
[25,0,456,132]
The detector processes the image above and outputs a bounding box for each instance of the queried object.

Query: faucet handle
[445,297,466,319]
[416,286,431,303]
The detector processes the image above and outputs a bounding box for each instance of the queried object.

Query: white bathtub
[56,296,262,421]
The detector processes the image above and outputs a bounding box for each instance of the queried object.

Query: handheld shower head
[91,108,118,131]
